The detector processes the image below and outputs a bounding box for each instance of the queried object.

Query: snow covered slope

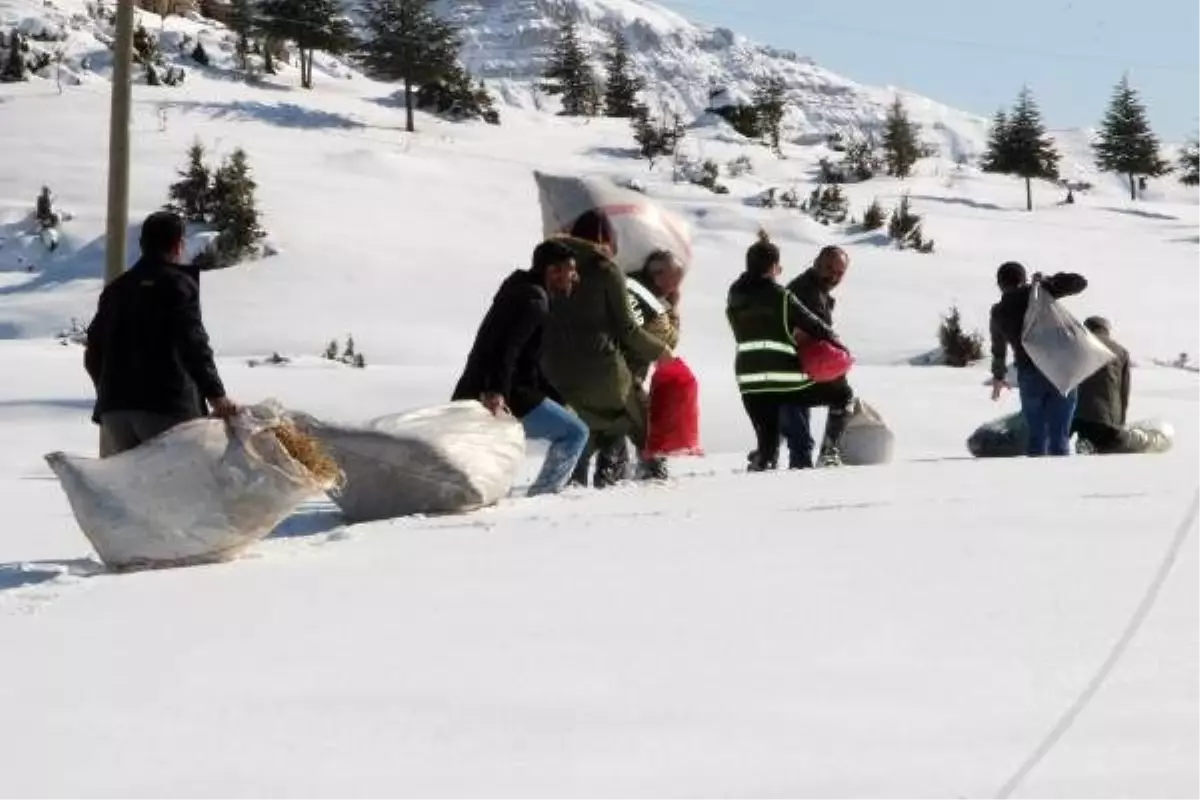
[437,0,991,156]
[0,0,1198,795]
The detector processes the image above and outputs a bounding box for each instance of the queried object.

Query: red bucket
[799,340,854,383]
[643,357,703,458]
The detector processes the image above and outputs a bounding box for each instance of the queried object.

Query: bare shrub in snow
[727,154,753,177]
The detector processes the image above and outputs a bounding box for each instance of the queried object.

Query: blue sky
[657,0,1199,141]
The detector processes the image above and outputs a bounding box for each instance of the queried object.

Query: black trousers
[1071,419,1123,454]
[742,378,853,468]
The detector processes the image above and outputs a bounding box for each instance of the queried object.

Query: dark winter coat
[84,257,225,424]
[540,237,668,422]
[1075,331,1131,429]
[726,272,840,395]
[786,268,836,325]
[452,269,563,419]
[624,269,680,384]
[989,272,1088,381]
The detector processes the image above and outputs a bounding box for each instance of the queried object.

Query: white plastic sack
[45,402,331,572]
[292,401,526,523]
[1021,282,1115,396]
[840,399,895,466]
[533,170,693,275]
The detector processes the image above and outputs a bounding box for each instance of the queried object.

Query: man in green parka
[540,210,674,488]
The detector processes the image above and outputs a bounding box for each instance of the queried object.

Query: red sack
[799,340,854,383]
[643,357,703,459]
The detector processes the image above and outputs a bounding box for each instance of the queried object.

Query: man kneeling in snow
[452,240,588,496]
[1072,316,1132,454]
[85,211,238,457]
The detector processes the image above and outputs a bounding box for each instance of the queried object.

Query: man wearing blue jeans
[988,262,1088,457]
[452,241,588,496]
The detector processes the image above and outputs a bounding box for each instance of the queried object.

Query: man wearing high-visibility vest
[726,231,853,472]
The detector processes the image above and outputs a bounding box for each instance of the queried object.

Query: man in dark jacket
[781,245,849,469]
[540,210,673,488]
[1071,316,1132,454]
[85,211,237,458]
[988,261,1088,457]
[727,232,849,472]
[452,240,587,496]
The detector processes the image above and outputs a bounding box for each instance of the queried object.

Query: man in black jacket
[727,232,850,471]
[988,261,1088,456]
[781,245,849,468]
[452,240,588,496]
[85,211,237,457]
[1072,316,1132,454]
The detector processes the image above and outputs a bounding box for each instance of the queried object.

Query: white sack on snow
[1021,281,1115,396]
[533,170,693,275]
[839,399,895,466]
[292,401,526,523]
[45,401,331,572]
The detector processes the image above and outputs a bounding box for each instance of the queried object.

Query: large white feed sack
[533,170,693,275]
[292,401,526,523]
[839,399,895,466]
[1021,282,1115,396]
[45,402,331,572]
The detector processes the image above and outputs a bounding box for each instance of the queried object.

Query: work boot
[817,445,843,468]
[746,450,778,472]
[636,456,669,481]
[593,441,629,488]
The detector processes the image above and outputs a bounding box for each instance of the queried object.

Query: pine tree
[209,148,265,264]
[980,108,1011,174]
[861,198,886,231]
[1093,74,1169,201]
[132,23,159,66]
[1002,86,1060,211]
[882,96,920,178]
[191,41,210,66]
[357,0,459,133]
[229,0,257,72]
[938,306,984,367]
[752,74,787,154]
[1,32,27,82]
[888,194,925,249]
[1177,137,1199,186]
[844,135,881,181]
[631,104,684,165]
[167,140,212,222]
[602,31,642,118]
[541,18,597,117]
[257,0,355,89]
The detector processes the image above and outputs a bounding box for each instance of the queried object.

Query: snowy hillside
[1,0,1199,795]
[437,0,993,157]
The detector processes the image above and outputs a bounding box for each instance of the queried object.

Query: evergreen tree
[191,41,210,66]
[980,108,1011,173]
[209,148,265,265]
[167,140,212,222]
[1093,74,1169,200]
[1177,137,1198,186]
[861,198,886,231]
[356,0,459,133]
[882,96,920,178]
[602,31,642,118]
[631,103,684,165]
[843,134,881,181]
[938,306,984,367]
[1,32,27,83]
[257,0,355,89]
[1002,86,1060,211]
[752,74,787,154]
[541,18,597,116]
[132,23,159,66]
[228,0,257,72]
[417,64,499,124]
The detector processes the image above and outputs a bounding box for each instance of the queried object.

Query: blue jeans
[1017,367,1078,457]
[521,400,589,496]
[779,404,815,469]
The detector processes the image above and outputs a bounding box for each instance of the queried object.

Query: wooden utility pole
[104,0,136,284]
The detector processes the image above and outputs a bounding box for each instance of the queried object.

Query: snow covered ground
[1,0,1198,795]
